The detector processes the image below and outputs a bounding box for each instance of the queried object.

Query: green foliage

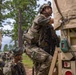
[0,0,4,24]
[11,23,18,40]
[3,44,9,52]
[22,53,33,68]
[3,30,11,35]
[8,44,15,51]
[3,0,37,45]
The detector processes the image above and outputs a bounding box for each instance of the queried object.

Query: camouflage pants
[34,56,52,75]
[25,45,52,75]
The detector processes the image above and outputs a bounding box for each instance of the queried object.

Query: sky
[37,0,52,5]
[0,0,60,51]
[1,19,14,50]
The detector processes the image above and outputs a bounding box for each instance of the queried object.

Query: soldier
[11,47,26,75]
[23,2,59,75]
[3,48,26,75]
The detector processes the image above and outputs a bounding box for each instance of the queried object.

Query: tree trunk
[0,0,2,22]
[18,9,23,47]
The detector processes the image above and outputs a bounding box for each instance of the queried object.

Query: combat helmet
[13,47,23,56]
[39,1,52,14]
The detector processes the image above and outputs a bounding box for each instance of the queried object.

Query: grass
[22,53,33,68]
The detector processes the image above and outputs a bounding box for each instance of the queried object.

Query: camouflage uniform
[3,48,26,75]
[23,3,59,75]
[11,61,26,75]
[11,47,26,75]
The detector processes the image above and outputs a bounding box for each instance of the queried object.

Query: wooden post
[58,49,62,75]
[48,47,59,75]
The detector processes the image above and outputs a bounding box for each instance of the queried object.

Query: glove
[49,18,54,24]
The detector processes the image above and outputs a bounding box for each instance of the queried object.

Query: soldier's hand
[49,18,54,24]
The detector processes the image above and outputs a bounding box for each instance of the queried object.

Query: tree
[3,0,37,47]
[0,0,5,26]
[0,0,2,24]
[8,44,14,51]
[3,44,8,52]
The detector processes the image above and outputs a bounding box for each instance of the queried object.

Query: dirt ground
[25,67,36,75]
[25,68,32,75]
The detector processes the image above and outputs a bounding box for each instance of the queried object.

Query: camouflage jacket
[24,14,51,45]
[11,62,26,75]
